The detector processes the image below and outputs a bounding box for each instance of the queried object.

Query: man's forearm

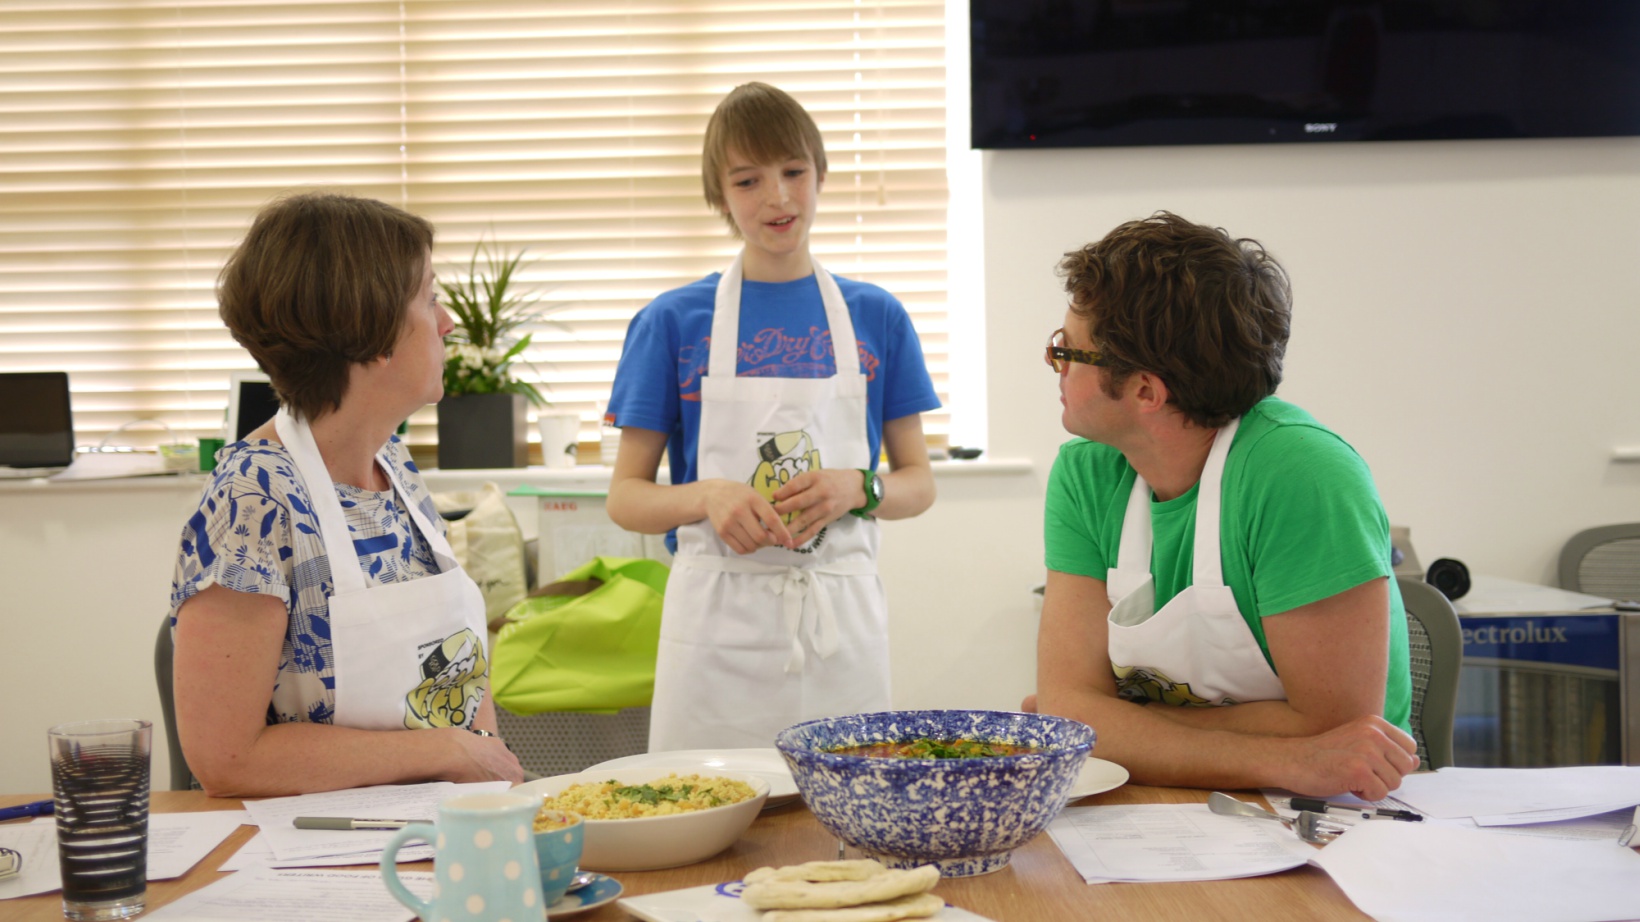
[1145,698,1343,738]
[1035,685,1295,790]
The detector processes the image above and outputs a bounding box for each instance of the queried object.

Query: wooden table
[1,786,1367,921]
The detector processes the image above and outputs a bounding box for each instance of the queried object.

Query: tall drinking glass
[48,719,152,921]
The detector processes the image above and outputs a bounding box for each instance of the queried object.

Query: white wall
[982,137,1640,585]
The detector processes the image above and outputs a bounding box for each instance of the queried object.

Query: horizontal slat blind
[0,0,948,452]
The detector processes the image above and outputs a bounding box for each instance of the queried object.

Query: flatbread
[742,865,941,910]
[745,860,888,884]
[761,892,944,922]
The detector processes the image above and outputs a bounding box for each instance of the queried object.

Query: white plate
[1066,757,1129,800]
[586,748,801,808]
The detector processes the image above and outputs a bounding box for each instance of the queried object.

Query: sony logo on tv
[1304,123,1338,134]
[1462,621,1571,645]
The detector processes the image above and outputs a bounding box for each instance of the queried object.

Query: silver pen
[293,816,418,830]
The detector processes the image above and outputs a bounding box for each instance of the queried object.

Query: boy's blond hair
[701,82,828,237]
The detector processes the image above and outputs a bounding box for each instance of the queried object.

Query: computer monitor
[0,371,74,469]
[226,370,280,442]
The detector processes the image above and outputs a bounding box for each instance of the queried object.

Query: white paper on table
[219,831,434,872]
[0,822,60,899]
[1473,802,1637,827]
[619,883,997,922]
[243,780,511,862]
[1312,820,1640,922]
[1045,803,1317,884]
[0,811,249,899]
[1394,766,1640,819]
[1481,808,1637,844]
[144,867,429,922]
[146,811,249,879]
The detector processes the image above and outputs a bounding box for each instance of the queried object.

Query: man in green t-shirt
[1025,212,1418,800]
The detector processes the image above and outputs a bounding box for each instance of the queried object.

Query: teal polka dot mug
[381,792,543,922]
[532,810,585,907]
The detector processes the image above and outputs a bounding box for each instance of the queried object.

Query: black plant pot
[436,392,527,469]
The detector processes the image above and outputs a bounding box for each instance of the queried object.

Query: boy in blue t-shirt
[605,82,940,751]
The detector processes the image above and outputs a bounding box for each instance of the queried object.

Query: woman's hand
[447,730,525,784]
[702,479,794,554]
[772,468,866,547]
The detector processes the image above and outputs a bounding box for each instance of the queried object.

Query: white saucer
[586,748,801,809]
[1066,757,1130,800]
[548,873,622,917]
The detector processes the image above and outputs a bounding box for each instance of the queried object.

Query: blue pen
[0,799,53,822]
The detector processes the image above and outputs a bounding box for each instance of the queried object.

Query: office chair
[153,615,197,791]
[1558,523,1640,600]
[1396,576,1463,770]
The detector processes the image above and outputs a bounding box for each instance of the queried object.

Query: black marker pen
[1290,797,1423,821]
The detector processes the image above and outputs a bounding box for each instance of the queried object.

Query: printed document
[0,811,246,899]
[144,867,429,922]
[243,780,511,862]
[1313,820,1640,922]
[1046,803,1317,883]
[1393,766,1640,819]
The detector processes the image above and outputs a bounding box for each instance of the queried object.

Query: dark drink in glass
[48,719,151,921]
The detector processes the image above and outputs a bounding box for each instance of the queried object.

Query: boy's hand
[772,468,866,547]
[703,479,794,554]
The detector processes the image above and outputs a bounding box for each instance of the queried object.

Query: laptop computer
[226,370,279,442]
[0,371,75,477]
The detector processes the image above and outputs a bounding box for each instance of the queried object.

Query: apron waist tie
[673,555,877,674]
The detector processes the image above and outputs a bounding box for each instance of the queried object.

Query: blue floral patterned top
[168,436,445,725]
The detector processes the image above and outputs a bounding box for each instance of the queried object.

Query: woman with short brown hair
[169,192,523,796]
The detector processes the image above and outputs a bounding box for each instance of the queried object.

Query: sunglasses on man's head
[1045,327,1108,373]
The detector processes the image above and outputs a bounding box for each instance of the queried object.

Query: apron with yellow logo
[647,255,890,752]
[275,408,490,731]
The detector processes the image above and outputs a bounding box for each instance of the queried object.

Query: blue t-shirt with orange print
[607,271,940,546]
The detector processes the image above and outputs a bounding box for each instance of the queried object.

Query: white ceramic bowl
[512,767,769,871]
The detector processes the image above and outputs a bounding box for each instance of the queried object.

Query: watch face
[869,473,884,502]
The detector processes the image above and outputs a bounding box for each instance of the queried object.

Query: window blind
[0,0,949,453]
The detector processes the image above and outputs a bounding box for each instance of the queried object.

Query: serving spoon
[1207,792,1343,844]
[1207,791,1288,825]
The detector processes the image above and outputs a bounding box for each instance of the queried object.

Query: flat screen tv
[970,1,1640,149]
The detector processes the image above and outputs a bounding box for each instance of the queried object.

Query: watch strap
[849,468,882,519]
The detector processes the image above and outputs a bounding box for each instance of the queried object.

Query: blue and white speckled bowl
[775,710,1095,877]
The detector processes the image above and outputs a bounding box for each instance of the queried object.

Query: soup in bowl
[775,709,1095,877]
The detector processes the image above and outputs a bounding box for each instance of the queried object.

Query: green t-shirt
[1044,396,1412,731]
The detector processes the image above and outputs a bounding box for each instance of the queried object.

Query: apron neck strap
[708,253,861,379]
[1111,417,1242,586]
[273,408,459,587]
[1190,417,1240,587]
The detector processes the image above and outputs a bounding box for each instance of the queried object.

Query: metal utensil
[566,870,598,893]
[1208,793,1345,844]
[1294,811,1345,845]
[1207,792,1290,826]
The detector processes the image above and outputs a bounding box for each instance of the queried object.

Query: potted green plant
[436,238,553,469]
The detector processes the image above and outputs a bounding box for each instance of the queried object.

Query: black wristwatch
[850,468,884,519]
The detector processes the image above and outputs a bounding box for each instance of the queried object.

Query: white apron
[1104,418,1287,707]
[275,409,490,732]
[647,255,890,752]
